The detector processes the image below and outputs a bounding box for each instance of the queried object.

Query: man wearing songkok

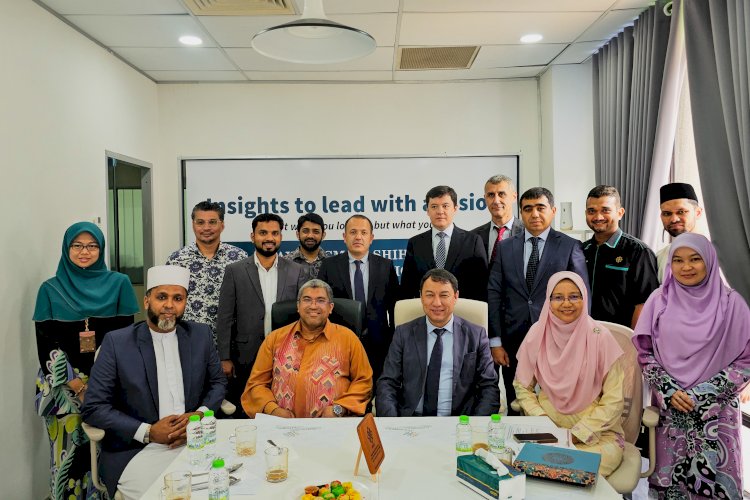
[82,265,226,499]
[583,185,659,328]
[242,279,373,418]
[471,175,524,263]
[282,212,330,281]
[377,269,499,417]
[655,182,703,282]
[166,200,247,342]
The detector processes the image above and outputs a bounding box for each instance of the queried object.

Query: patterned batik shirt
[166,242,248,340]
[282,247,330,282]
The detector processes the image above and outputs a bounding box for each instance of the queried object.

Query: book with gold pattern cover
[513,443,600,486]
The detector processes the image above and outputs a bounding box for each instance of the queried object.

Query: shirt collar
[149,328,177,341]
[493,217,515,232]
[254,252,279,269]
[425,315,454,335]
[432,224,454,238]
[291,319,333,341]
[348,251,369,264]
[190,241,225,257]
[525,226,551,242]
[604,228,623,248]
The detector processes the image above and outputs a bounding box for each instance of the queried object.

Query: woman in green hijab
[34,222,139,500]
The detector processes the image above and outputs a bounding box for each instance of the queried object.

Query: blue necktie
[354,260,366,306]
[423,328,446,416]
[435,232,447,269]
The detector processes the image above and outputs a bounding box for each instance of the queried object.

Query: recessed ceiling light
[179,35,203,46]
[520,34,543,44]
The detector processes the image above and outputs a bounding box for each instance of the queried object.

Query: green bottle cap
[491,414,501,422]
[189,414,201,422]
[459,415,469,423]
[204,410,214,418]
[212,458,225,468]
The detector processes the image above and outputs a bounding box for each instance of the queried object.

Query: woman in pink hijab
[514,271,625,475]
[634,233,750,499]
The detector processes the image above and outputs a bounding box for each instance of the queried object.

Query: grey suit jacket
[81,321,226,496]
[215,255,305,367]
[471,217,525,259]
[376,315,499,417]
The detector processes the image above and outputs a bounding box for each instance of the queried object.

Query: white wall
[540,62,597,231]
[155,80,542,259]
[0,0,158,496]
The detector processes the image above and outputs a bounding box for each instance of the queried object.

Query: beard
[254,243,279,257]
[300,238,321,252]
[147,306,182,331]
[667,227,686,238]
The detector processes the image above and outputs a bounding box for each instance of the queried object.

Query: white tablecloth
[141,415,622,499]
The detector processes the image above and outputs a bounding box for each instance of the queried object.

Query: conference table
[143,414,622,499]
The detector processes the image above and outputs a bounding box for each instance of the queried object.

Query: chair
[271,298,365,336]
[510,321,658,496]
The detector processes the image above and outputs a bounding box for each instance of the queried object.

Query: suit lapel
[444,227,463,270]
[512,235,526,293]
[136,323,160,414]
[338,255,354,298]
[365,256,378,305]
[244,257,265,304]
[411,319,428,389]
[275,257,288,302]
[451,317,466,399]
[533,230,560,292]
[416,231,436,268]
[176,324,192,405]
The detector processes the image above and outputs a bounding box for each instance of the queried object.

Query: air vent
[398,46,480,70]
[183,0,297,16]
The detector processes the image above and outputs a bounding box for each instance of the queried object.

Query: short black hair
[520,187,555,207]
[252,213,284,231]
[425,185,458,206]
[191,200,224,221]
[297,213,325,232]
[420,268,459,293]
[587,185,621,207]
[344,214,373,232]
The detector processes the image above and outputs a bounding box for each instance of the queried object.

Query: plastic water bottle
[208,458,230,500]
[488,413,506,457]
[187,414,204,466]
[202,410,217,463]
[456,415,472,455]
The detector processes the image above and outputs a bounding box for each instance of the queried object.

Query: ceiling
[35,0,653,83]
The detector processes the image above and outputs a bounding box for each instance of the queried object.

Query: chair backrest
[598,321,642,444]
[271,298,366,336]
[394,298,488,330]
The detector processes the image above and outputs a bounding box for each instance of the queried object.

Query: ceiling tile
[145,71,248,82]
[114,48,237,71]
[578,8,643,41]
[65,15,215,48]
[37,0,187,15]
[244,71,393,81]
[198,13,397,48]
[225,46,394,71]
[550,41,603,64]
[472,44,567,68]
[399,12,602,45]
[403,0,615,12]
[394,66,545,81]
[292,0,399,14]
[612,0,655,9]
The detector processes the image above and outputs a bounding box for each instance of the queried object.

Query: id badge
[79,331,96,353]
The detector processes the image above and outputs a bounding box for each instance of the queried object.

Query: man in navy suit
[400,185,488,301]
[377,269,499,417]
[318,215,399,384]
[82,265,226,498]
[488,187,589,411]
[471,175,525,262]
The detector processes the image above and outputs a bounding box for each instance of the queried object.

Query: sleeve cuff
[263,401,280,415]
[489,337,503,348]
[571,421,598,445]
[134,422,149,443]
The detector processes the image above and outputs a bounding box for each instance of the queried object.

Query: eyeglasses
[549,294,582,303]
[299,297,330,306]
[70,243,100,253]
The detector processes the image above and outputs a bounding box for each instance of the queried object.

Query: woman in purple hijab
[633,233,750,499]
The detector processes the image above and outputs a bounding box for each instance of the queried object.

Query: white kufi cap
[147,265,190,292]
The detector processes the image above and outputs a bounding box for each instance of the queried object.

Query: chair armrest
[221,399,236,416]
[642,406,659,427]
[510,400,522,413]
[82,422,105,442]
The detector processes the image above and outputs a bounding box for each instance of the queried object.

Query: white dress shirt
[431,224,455,259]
[255,253,279,336]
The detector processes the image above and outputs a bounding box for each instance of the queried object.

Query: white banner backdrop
[184,156,518,276]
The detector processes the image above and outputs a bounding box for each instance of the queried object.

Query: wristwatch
[143,424,152,444]
[332,404,345,417]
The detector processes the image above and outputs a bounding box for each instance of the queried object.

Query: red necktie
[490,226,507,262]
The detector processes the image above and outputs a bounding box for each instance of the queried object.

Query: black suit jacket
[376,315,499,416]
[471,217,525,259]
[317,252,398,344]
[487,228,589,348]
[400,226,488,301]
[82,321,226,496]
